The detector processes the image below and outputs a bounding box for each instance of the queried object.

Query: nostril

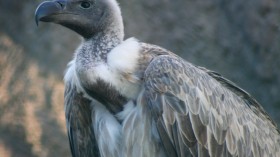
[57,2,63,7]
[56,0,66,8]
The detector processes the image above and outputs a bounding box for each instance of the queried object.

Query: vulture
[35,0,280,156]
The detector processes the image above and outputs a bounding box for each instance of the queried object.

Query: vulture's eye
[80,1,91,9]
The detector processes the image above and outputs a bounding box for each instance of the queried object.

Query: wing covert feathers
[143,54,280,157]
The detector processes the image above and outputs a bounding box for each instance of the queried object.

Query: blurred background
[0,0,280,156]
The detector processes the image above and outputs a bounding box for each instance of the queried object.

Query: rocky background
[0,0,279,156]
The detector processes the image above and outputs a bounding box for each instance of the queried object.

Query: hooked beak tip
[34,1,63,26]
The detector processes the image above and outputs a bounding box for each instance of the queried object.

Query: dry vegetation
[0,34,70,157]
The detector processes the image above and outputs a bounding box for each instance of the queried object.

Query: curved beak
[35,0,66,26]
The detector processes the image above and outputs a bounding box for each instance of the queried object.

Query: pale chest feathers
[74,38,143,99]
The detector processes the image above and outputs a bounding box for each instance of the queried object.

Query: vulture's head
[35,0,123,39]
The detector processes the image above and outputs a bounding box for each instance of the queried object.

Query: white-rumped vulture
[35,0,280,156]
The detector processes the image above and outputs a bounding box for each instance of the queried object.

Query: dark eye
[80,1,91,9]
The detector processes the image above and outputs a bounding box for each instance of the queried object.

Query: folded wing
[142,55,280,157]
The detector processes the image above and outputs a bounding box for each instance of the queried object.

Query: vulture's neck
[75,27,127,113]
[82,9,124,63]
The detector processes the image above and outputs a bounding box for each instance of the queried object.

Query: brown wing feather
[64,82,100,157]
[201,67,280,133]
[143,54,280,157]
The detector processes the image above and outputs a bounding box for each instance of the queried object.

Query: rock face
[0,0,279,156]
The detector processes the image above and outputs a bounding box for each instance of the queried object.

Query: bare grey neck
[77,28,123,65]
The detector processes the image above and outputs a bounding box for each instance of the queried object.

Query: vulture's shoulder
[139,42,177,57]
